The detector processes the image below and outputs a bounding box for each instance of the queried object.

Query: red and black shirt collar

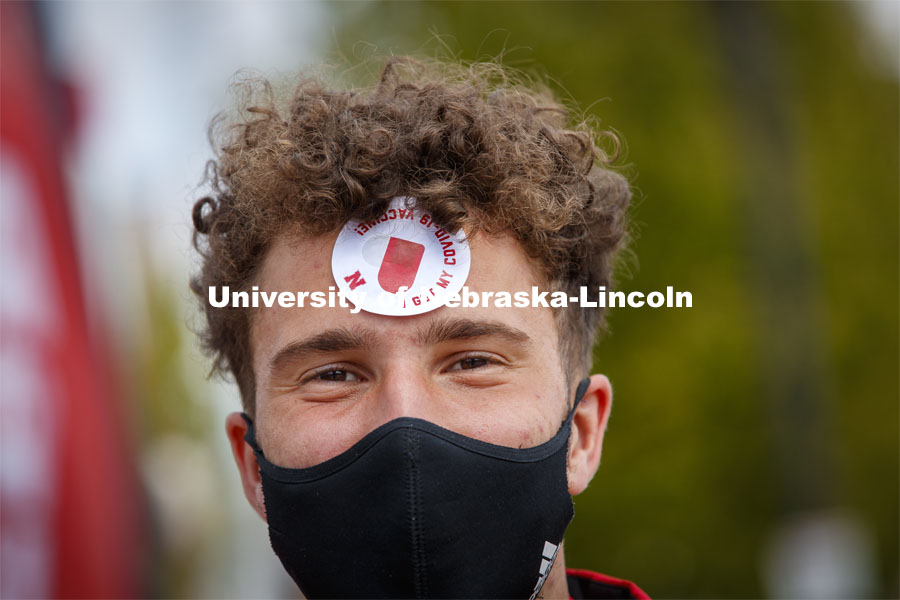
[566,568,650,599]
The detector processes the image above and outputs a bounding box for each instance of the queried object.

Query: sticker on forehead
[331,197,471,316]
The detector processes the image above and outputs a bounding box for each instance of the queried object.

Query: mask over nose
[242,378,589,599]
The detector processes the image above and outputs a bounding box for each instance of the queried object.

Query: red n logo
[343,270,367,290]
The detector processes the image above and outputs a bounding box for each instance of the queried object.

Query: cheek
[519,424,546,447]
[263,432,336,469]
[468,403,558,449]
[523,412,562,447]
[507,416,558,449]
[260,408,372,469]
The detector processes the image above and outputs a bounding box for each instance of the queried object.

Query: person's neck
[537,544,570,599]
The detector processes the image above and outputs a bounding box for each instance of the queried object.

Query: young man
[191,57,648,599]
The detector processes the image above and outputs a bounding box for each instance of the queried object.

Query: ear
[225,412,267,521]
[566,374,613,496]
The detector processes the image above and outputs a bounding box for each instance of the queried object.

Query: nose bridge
[372,361,431,423]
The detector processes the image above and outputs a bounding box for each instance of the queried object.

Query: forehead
[249,231,559,374]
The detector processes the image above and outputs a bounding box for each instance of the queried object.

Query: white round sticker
[331,197,471,316]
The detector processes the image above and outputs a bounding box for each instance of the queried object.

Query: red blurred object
[1,3,145,597]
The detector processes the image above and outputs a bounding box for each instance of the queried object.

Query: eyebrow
[416,318,531,347]
[268,327,379,374]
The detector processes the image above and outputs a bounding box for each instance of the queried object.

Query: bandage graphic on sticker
[331,197,471,316]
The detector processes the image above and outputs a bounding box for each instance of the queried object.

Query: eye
[446,354,495,372]
[315,369,360,382]
[299,365,364,385]
[458,357,488,370]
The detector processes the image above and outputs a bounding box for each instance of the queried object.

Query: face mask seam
[407,427,428,598]
[416,429,429,599]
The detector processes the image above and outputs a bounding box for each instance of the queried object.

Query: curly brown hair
[191,57,631,412]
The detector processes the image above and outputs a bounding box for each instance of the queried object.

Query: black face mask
[242,378,589,599]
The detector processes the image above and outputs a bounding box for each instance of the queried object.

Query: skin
[226,230,613,599]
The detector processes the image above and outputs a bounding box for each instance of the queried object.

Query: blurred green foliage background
[326,2,898,597]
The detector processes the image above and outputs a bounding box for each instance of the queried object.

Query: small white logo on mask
[529,541,560,600]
